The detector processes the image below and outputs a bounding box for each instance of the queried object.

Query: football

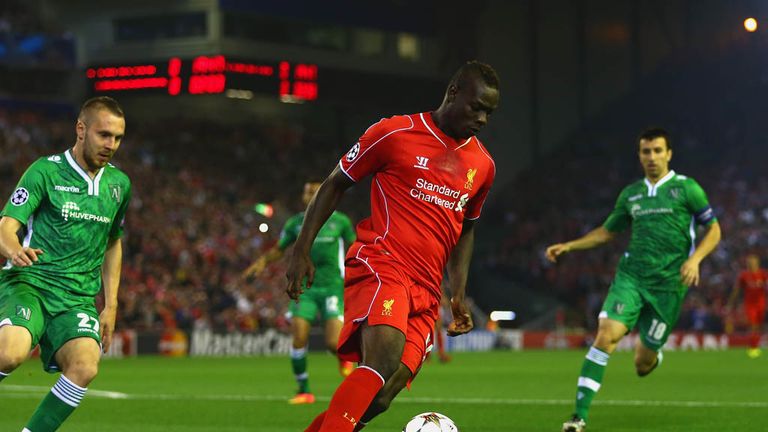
[402,412,458,432]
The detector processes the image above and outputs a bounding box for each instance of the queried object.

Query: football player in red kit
[729,254,767,358]
[285,61,500,432]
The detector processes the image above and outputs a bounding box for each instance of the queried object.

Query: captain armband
[694,206,715,225]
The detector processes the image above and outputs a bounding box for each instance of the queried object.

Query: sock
[317,366,385,432]
[750,331,760,349]
[436,328,446,356]
[26,375,86,431]
[291,347,310,394]
[304,411,327,432]
[574,347,609,421]
[353,420,368,431]
[0,371,8,382]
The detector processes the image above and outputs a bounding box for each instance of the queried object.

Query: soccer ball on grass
[402,412,458,432]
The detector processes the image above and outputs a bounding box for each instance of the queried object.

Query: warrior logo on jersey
[109,184,122,202]
[465,168,478,190]
[10,188,29,206]
[669,188,681,200]
[346,143,361,162]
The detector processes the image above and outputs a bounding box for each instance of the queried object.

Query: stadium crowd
[2,49,766,337]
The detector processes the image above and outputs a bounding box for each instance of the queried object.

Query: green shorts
[289,284,344,323]
[600,271,686,351]
[0,282,101,373]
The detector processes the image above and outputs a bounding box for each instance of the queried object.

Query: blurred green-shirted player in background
[0,96,131,432]
[242,181,355,405]
[546,128,721,432]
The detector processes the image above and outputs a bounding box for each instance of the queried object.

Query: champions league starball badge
[11,188,29,206]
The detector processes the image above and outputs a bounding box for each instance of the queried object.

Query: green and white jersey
[0,149,131,297]
[603,170,716,289]
[278,211,355,287]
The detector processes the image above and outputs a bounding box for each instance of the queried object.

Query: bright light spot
[259,223,269,233]
[490,311,516,321]
[744,17,758,32]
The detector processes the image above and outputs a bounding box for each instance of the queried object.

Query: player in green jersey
[546,128,721,432]
[0,97,131,432]
[242,181,356,405]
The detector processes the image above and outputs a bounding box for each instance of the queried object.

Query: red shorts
[745,300,766,326]
[337,245,440,379]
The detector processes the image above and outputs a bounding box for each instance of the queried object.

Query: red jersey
[339,112,495,296]
[737,269,768,304]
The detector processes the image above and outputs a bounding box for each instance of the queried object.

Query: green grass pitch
[1,349,766,431]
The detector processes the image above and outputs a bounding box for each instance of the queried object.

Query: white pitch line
[2,386,766,408]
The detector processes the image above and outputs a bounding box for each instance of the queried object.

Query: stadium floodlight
[259,223,269,233]
[744,17,758,32]
[490,310,516,321]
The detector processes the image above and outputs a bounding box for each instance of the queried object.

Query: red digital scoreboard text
[86,55,318,101]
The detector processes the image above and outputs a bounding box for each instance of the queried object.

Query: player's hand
[10,247,43,267]
[99,305,117,353]
[285,252,314,302]
[447,297,473,336]
[545,243,569,263]
[680,257,701,287]
[240,258,266,281]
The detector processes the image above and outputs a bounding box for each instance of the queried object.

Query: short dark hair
[638,127,671,150]
[449,60,500,91]
[78,96,124,121]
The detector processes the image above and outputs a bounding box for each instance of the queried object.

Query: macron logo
[55,185,81,193]
[414,156,429,170]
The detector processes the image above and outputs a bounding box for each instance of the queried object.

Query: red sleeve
[465,143,495,220]
[339,115,414,182]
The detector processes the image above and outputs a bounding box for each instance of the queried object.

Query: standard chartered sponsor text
[410,178,466,211]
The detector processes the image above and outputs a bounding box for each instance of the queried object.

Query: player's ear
[446,84,458,102]
[76,119,86,140]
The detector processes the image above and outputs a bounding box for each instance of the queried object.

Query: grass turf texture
[1,350,766,431]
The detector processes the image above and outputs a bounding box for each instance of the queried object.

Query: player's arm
[727,274,743,310]
[0,216,43,266]
[100,237,122,352]
[680,220,721,287]
[285,166,354,300]
[680,181,721,287]
[241,246,285,280]
[445,219,477,336]
[545,226,616,263]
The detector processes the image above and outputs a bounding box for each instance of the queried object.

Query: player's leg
[316,322,403,431]
[25,304,101,432]
[321,292,354,376]
[355,298,436,430]
[745,302,764,358]
[0,283,45,382]
[354,363,412,431]
[0,325,33,380]
[633,287,685,376]
[564,273,641,432]
[288,292,318,404]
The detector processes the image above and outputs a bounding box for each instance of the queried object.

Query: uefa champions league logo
[61,202,80,221]
[10,188,29,206]
[346,143,360,162]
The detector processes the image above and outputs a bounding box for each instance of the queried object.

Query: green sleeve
[340,213,356,244]
[110,181,132,240]
[686,179,717,226]
[1,161,46,225]
[277,216,299,250]
[602,188,631,233]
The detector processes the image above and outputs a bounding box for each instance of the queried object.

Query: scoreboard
[86,55,318,101]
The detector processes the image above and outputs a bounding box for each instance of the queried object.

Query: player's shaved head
[448,60,500,92]
[78,96,125,123]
